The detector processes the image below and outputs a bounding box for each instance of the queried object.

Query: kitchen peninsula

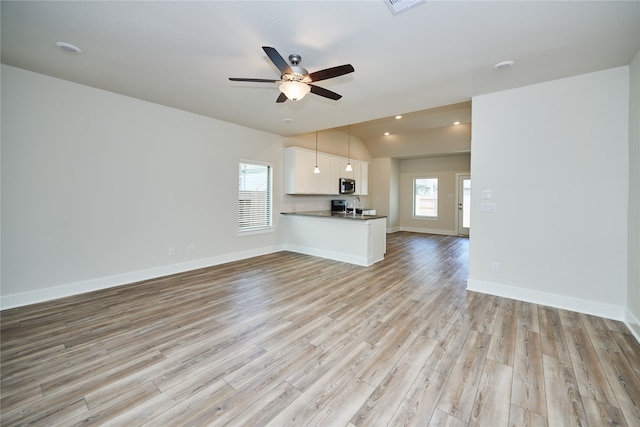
[280,211,387,266]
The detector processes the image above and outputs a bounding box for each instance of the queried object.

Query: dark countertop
[281,210,387,221]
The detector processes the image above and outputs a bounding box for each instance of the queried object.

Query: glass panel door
[457,175,470,236]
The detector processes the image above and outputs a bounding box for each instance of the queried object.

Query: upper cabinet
[358,162,368,195]
[284,147,368,195]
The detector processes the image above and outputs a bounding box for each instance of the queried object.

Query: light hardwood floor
[2,232,639,426]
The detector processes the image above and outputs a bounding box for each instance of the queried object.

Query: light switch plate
[481,203,496,213]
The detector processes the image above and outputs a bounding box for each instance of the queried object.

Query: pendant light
[345,125,353,172]
[313,131,320,174]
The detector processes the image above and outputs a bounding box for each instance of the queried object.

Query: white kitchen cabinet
[309,153,332,194]
[325,156,340,194]
[285,148,311,194]
[358,161,368,195]
[284,147,367,196]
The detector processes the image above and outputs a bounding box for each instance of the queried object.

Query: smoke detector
[384,0,426,15]
[56,42,82,54]
[494,60,515,71]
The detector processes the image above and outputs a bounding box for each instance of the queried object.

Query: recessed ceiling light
[453,121,460,125]
[56,42,82,54]
[494,60,514,71]
[282,118,293,123]
[384,132,390,136]
[395,115,402,119]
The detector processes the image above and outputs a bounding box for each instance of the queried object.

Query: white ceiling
[2,1,639,141]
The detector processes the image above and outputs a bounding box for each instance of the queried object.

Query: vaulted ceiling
[2,1,639,144]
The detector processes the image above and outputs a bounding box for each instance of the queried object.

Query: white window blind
[238,162,272,232]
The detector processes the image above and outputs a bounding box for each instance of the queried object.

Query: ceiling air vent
[384,0,426,15]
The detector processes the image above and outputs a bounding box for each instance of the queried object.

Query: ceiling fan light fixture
[230,47,353,103]
[279,81,310,101]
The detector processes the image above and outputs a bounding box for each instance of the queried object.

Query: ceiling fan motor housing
[288,54,302,65]
[282,66,311,83]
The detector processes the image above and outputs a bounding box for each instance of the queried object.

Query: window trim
[238,160,273,235]
[412,177,439,220]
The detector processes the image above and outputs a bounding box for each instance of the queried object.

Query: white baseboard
[468,280,640,345]
[625,308,640,343]
[466,278,626,322]
[387,226,401,233]
[283,244,373,267]
[0,245,285,310]
[399,226,458,236]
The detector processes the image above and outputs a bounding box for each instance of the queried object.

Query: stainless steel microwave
[339,178,356,194]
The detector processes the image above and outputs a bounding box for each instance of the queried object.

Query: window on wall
[238,161,272,233]
[413,178,438,218]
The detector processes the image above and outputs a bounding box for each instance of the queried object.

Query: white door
[457,174,471,236]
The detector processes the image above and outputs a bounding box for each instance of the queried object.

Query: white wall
[283,130,371,162]
[399,154,470,235]
[365,123,471,159]
[1,65,284,309]
[469,66,630,320]
[369,157,398,232]
[389,158,400,232]
[628,51,640,337]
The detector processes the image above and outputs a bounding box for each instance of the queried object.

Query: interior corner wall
[370,158,391,224]
[389,158,400,232]
[627,50,640,338]
[468,66,629,321]
[370,157,401,233]
[1,65,284,309]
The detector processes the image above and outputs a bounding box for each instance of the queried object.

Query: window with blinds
[238,161,272,233]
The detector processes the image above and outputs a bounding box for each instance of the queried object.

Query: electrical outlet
[491,262,500,273]
[169,247,176,256]
[188,244,195,253]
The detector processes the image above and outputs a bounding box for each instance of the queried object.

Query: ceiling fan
[229,46,354,103]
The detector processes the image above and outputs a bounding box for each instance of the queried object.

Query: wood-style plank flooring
[2,232,639,426]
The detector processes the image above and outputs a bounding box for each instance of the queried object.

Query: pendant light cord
[346,125,353,172]
[348,125,350,162]
[314,131,320,173]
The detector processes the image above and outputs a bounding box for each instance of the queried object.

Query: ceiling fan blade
[229,78,279,83]
[308,64,354,82]
[276,92,288,103]
[262,46,293,75]
[309,85,342,100]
